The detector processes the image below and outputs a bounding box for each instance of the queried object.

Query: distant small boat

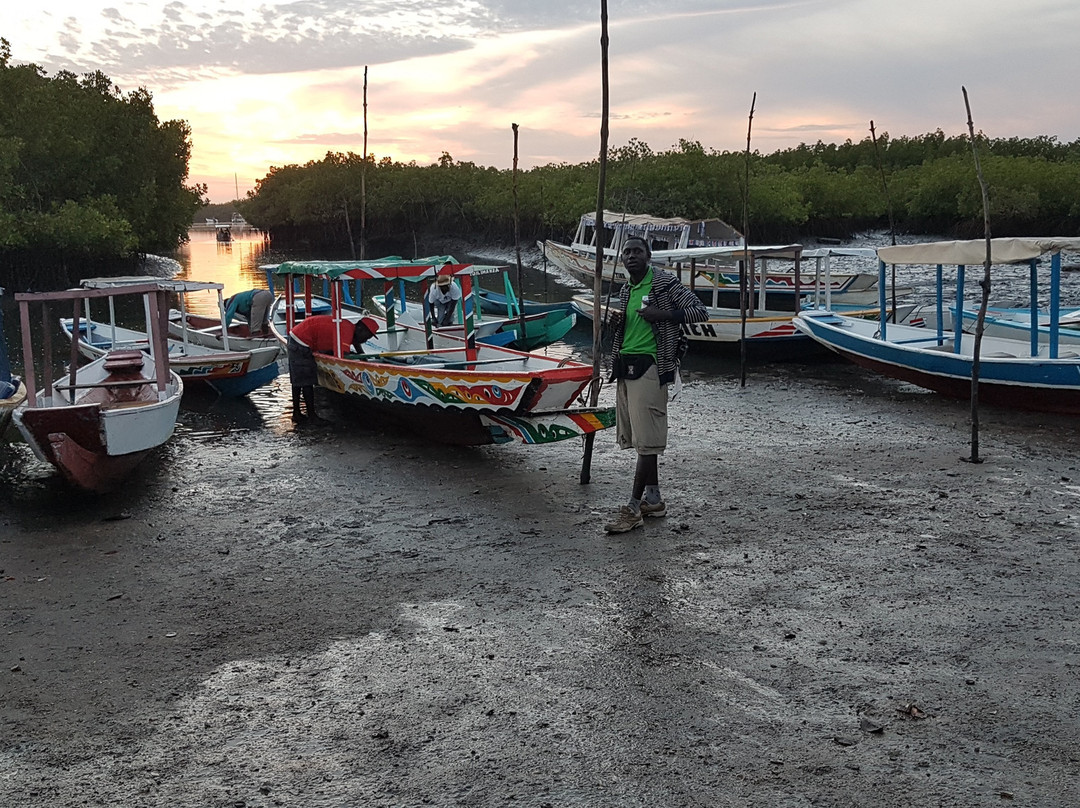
[13,281,183,492]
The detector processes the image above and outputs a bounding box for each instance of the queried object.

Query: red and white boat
[13,282,183,492]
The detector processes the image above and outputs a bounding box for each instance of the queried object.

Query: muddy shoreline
[3,347,1080,806]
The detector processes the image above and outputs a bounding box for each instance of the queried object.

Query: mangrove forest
[239,133,1080,256]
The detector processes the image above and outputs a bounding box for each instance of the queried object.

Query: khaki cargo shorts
[615,363,668,455]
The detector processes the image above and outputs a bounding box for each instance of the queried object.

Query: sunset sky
[7,0,1079,203]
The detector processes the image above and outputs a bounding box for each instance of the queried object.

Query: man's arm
[640,275,709,324]
[223,295,240,327]
[668,281,710,324]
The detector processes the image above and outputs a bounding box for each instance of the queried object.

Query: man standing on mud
[287,315,378,421]
[604,236,709,534]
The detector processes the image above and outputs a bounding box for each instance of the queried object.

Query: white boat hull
[14,351,183,491]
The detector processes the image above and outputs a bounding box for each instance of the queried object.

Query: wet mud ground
[2,350,1080,807]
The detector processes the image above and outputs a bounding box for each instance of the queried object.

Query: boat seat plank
[103,350,146,371]
[896,336,953,346]
[432,357,531,369]
[54,378,159,390]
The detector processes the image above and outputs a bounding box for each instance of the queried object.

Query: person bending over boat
[224,289,274,337]
[287,315,378,421]
[603,236,709,534]
[427,274,461,327]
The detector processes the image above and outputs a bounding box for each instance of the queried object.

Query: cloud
[19,0,499,79]
[13,0,1080,202]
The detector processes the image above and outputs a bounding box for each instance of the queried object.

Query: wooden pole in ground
[739,93,756,387]
[580,0,610,485]
[361,65,368,260]
[962,85,991,464]
[343,201,356,260]
[869,120,898,320]
[512,123,528,344]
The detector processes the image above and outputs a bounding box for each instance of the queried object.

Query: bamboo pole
[580,0,610,485]
[869,120,898,321]
[739,93,756,386]
[511,124,528,344]
[344,201,356,260]
[361,66,368,260]
[962,86,991,464]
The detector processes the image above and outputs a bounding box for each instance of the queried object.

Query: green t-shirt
[620,268,657,357]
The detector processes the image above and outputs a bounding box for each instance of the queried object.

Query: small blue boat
[477,287,575,316]
[794,237,1080,414]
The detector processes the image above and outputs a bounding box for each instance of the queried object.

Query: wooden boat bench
[103,350,146,372]
[72,350,158,405]
[922,341,957,352]
[894,336,954,348]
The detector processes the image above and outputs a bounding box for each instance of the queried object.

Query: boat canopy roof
[801,247,877,260]
[273,256,506,282]
[878,238,1080,266]
[81,277,225,292]
[582,210,742,242]
[652,244,804,262]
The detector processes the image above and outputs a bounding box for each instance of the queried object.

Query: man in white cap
[426,273,462,327]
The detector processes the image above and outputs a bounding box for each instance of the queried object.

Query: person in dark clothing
[223,289,274,336]
[603,237,710,534]
[287,316,378,420]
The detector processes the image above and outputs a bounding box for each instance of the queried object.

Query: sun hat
[435,274,452,287]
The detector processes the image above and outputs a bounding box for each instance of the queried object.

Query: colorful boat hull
[271,257,613,446]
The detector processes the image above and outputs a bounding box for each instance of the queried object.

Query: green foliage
[0,39,204,268]
[24,197,137,255]
[240,118,1080,249]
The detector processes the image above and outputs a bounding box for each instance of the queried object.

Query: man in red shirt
[287,315,378,421]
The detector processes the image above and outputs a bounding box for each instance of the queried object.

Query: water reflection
[173,229,275,315]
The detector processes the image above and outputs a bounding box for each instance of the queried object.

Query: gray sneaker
[640,500,667,518]
[604,505,644,534]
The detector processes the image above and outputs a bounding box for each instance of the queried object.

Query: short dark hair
[623,236,651,256]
